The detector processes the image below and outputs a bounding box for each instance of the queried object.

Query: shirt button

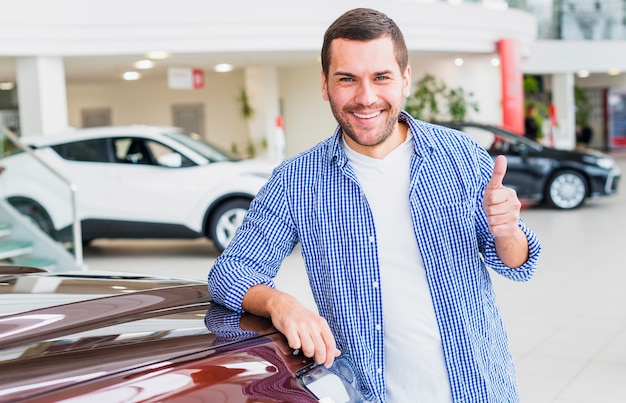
[377,368,382,374]
[372,281,379,288]
[375,324,381,331]
[368,236,375,243]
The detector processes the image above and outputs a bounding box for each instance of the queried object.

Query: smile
[353,111,381,119]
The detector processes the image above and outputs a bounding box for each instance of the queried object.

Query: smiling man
[208,8,541,402]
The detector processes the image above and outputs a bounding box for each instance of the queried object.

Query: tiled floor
[84,151,626,403]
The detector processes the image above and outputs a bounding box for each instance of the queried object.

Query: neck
[343,122,409,159]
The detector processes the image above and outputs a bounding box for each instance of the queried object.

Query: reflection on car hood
[0,270,314,402]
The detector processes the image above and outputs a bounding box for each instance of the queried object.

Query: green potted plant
[405,73,479,122]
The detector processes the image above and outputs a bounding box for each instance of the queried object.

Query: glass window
[163,131,236,163]
[145,140,195,167]
[52,139,109,162]
[112,137,195,167]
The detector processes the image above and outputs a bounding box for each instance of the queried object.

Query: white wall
[279,65,337,156]
[66,71,250,152]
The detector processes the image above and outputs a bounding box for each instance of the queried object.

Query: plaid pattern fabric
[209,111,541,402]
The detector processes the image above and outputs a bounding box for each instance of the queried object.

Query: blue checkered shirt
[208,112,541,402]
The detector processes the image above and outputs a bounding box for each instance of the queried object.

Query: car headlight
[583,155,614,170]
[596,157,615,170]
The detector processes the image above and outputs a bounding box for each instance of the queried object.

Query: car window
[145,140,195,167]
[163,131,236,163]
[51,139,110,162]
[459,126,522,153]
[113,137,195,167]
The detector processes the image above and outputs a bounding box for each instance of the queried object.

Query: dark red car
[0,266,363,402]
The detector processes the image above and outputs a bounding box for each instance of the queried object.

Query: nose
[353,80,377,107]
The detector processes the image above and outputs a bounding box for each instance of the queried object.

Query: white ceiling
[0,51,322,84]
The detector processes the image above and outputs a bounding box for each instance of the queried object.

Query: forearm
[494,226,530,268]
[242,284,292,318]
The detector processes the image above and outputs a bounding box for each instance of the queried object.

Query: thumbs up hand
[483,155,522,238]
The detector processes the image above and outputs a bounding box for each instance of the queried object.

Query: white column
[16,56,69,136]
[551,73,576,150]
[243,66,283,162]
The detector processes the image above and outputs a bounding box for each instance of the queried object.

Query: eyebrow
[333,70,394,77]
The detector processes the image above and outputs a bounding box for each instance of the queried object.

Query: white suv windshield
[164,131,237,163]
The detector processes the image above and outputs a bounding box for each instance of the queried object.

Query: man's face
[322,36,411,157]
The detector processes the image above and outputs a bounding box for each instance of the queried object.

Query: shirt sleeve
[475,149,542,281]
[208,168,299,312]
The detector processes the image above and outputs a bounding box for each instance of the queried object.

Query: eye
[374,75,390,81]
[338,77,354,83]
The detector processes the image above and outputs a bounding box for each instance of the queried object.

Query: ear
[321,70,329,101]
[402,65,411,98]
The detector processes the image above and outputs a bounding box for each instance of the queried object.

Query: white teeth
[353,111,381,119]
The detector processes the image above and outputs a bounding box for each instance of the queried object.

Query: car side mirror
[157,153,182,167]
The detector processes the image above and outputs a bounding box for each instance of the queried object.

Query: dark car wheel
[546,170,587,209]
[8,198,57,238]
[208,198,251,253]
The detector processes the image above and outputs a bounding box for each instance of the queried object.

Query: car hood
[0,269,316,402]
[229,157,278,177]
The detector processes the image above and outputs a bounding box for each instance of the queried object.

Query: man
[209,7,541,402]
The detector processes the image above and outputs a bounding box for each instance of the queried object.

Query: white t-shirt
[343,133,452,402]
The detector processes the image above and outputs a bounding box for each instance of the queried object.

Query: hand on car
[268,293,341,368]
[242,285,341,368]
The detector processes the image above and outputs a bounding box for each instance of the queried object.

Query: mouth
[353,110,382,119]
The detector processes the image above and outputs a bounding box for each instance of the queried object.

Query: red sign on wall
[192,68,204,89]
[497,39,524,134]
[168,67,204,90]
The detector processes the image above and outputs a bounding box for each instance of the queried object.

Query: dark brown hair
[321,8,408,78]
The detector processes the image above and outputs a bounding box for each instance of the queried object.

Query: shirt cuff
[483,217,541,281]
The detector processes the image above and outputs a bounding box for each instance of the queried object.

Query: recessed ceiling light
[577,69,590,78]
[145,50,171,60]
[491,57,500,67]
[607,68,621,76]
[123,71,141,80]
[133,59,155,69]
[0,82,14,90]
[214,63,234,73]
[454,58,464,66]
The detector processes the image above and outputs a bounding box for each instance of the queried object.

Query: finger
[320,328,340,368]
[487,155,507,189]
[299,332,317,360]
[283,329,302,352]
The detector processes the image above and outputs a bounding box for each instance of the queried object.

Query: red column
[497,39,524,134]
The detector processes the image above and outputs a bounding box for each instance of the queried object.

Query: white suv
[1,125,276,252]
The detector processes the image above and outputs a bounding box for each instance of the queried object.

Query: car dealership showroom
[1,0,626,402]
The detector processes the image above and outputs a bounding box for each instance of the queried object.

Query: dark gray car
[439,122,621,209]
